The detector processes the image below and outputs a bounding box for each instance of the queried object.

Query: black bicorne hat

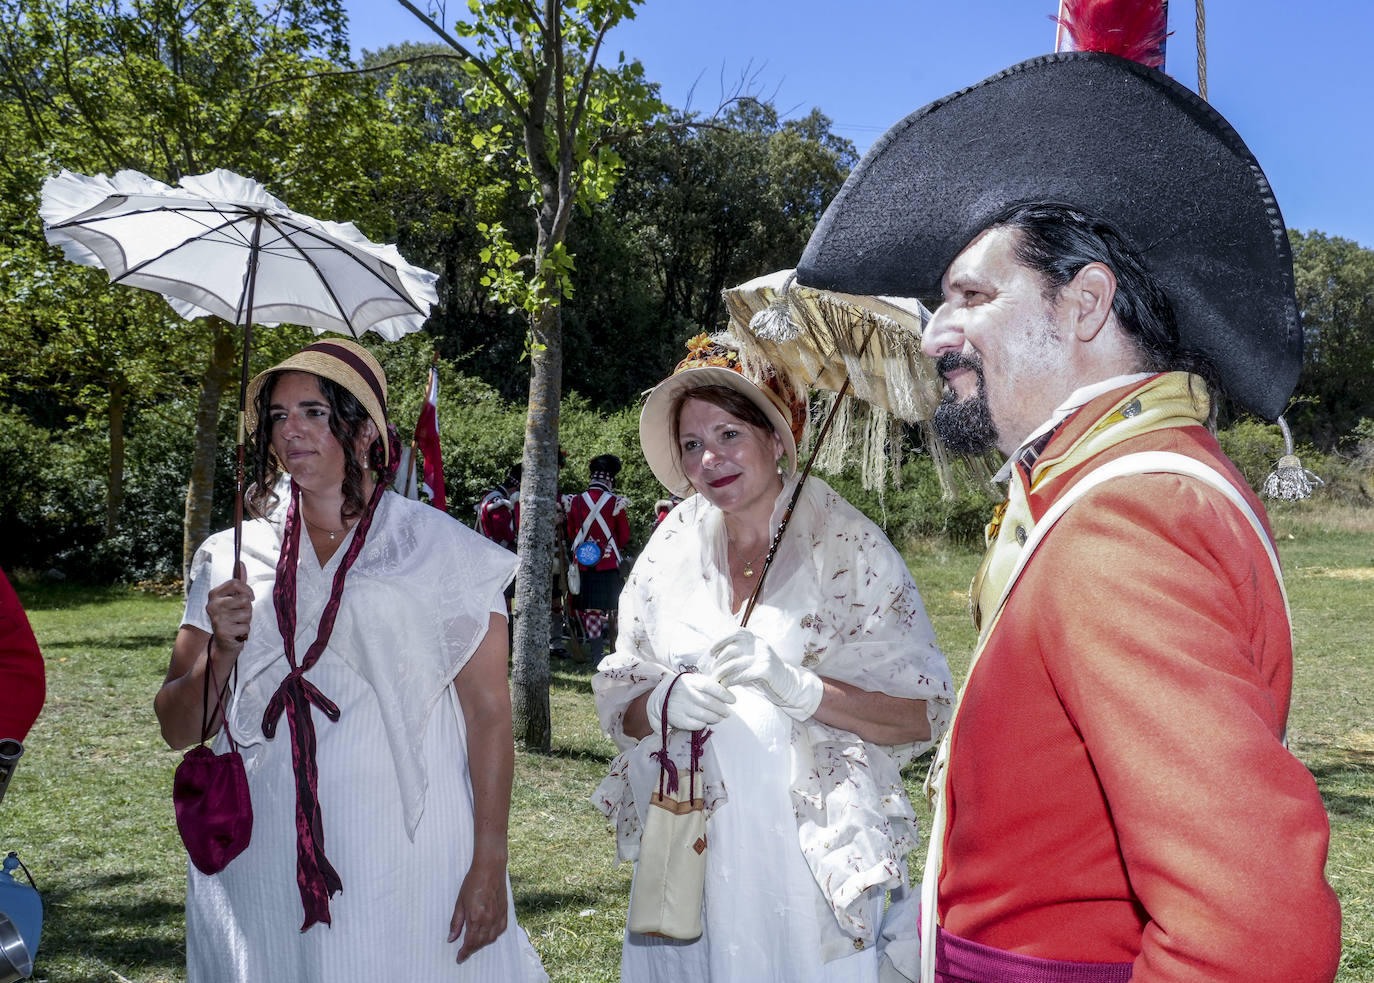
[796,52,1300,421]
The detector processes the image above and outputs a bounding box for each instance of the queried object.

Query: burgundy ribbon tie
[262,665,344,930]
[263,473,388,930]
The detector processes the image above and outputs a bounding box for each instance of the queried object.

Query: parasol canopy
[39,166,439,565]
[39,167,437,338]
[721,270,993,493]
[722,269,938,424]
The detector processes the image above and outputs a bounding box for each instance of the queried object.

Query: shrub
[0,398,236,583]
[1217,417,1287,490]
[0,407,92,573]
[824,451,999,548]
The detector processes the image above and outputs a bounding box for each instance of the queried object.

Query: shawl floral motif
[592,475,953,949]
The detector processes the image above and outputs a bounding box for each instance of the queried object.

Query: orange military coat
[937,375,1341,983]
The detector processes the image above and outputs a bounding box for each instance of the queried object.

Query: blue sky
[344,0,1373,249]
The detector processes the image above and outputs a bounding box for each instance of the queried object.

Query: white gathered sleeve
[590,557,670,752]
[591,476,953,975]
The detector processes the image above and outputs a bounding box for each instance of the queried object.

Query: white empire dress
[179,491,547,983]
[593,476,954,982]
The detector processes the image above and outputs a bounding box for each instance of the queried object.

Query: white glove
[645,670,736,733]
[709,628,824,721]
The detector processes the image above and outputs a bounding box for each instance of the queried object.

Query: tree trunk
[105,380,126,537]
[182,325,237,583]
[510,300,563,751]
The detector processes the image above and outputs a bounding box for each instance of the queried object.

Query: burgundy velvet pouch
[172,641,252,875]
[174,743,252,875]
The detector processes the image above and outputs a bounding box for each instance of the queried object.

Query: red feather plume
[1055,0,1170,68]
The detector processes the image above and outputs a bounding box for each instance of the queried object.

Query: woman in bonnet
[593,335,953,981]
[155,339,546,982]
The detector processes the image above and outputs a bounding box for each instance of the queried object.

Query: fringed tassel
[1262,416,1323,501]
[808,393,902,493]
[860,406,892,492]
[748,273,800,341]
[810,392,853,475]
[731,336,814,454]
[1263,456,1324,500]
[651,744,681,796]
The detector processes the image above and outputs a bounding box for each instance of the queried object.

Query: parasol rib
[56,207,254,281]
[262,215,428,335]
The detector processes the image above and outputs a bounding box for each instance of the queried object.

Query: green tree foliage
[558,103,857,406]
[0,0,412,575]
[1288,230,1374,446]
[6,2,1372,658]
[394,0,662,749]
[353,42,533,387]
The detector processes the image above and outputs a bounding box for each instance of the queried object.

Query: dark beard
[931,353,998,454]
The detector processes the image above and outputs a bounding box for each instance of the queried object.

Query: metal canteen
[0,910,32,983]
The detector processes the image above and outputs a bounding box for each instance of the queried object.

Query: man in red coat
[563,454,630,660]
[0,569,44,742]
[797,17,1342,983]
[475,465,520,552]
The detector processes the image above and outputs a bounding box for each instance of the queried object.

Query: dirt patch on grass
[1300,567,1374,581]
[1271,501,1374,535]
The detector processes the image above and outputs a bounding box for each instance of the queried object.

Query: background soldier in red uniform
[563,454,630,660]
[475,465,520,552]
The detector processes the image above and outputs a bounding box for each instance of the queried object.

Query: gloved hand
[709,628,824,721]
[645,670,736,733]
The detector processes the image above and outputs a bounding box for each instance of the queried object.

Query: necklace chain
[729,538,769,579]
[303,513,349,541]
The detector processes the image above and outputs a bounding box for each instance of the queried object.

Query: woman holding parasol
[155,339,546,982]
[593,334,953,981]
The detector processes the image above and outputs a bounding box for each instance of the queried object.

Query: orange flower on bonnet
[674,334,807,451]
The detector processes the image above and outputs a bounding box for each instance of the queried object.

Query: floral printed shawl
[592,475,953,951]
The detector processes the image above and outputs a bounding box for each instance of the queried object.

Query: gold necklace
[730,539,769,578]
[303,514,350,541]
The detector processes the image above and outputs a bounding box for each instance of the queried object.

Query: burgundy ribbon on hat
[263,469,388,930]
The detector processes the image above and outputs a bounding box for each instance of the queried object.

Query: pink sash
[936,927,1134,983]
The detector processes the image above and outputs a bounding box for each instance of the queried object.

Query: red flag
[414,365,446,511]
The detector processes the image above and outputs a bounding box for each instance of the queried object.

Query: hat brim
[797,52,1300,421]
[640,366,798,497]
[246,344,390,465]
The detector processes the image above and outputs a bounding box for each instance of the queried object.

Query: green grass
[5,507,1372,982]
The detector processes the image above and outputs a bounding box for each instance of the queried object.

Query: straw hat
[246,338,391,464]
[641,334,804,497]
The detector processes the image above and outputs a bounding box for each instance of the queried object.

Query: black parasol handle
[740,313,883,625]
[739,376,851,626]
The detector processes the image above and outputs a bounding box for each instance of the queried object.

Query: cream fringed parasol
[722,269,996,495]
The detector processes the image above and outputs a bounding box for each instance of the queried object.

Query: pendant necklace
[303,514,349,541]
[732,539,768,578]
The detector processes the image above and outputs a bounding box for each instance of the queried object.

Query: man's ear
[1062,262,1117,341]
